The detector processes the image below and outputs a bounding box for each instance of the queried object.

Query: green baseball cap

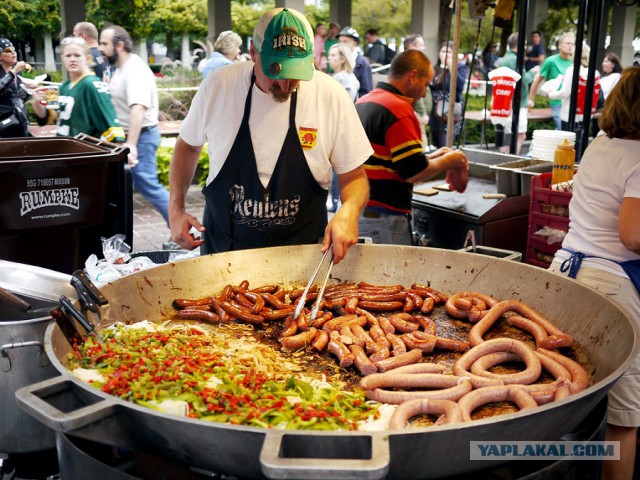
[253,8,315,81]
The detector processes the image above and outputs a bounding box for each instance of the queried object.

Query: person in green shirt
[37,37,124,142]
[528,32,574,130]
[497,32,537,154]
[324,22,341,74]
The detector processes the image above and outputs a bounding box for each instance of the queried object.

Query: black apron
[201,74,328,254]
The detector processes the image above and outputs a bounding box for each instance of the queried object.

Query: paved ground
[132,184,205,252]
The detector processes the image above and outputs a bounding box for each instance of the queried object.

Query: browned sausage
[401,331,436,353]
[413,315,437,335]
[368,346,391,363]
[220,301,265,325]
[420,297,435,314]
[232,280,250,294]
[210,297,231,323]
[358,283,404,294]
[177,309,219,323]
[366,340,390,355]
[385,332,407,356]
[182,304,213,311]
[378,316,395,334]
[279,328,317,349]
[340,326,364,348]
[351,324,374,344]
[242,292,266,314]
[369,325,390,345]
[350,344,378,376]
[358,301,404,312]
[406,292,424,310]
[280,315,298,337]
[388,313,420,333]
[434,336,469,352]
[445,292,498,319]
[359,292,407,302]
[297,311,310,331]
[309,311,333,328]
[234,293,255,310]
[403,295,414,313]
[262,307,296,321]
[374,349,423,373]
[467,308,488,323]
[327,337,354,368]
[259,292,286,310]
[217,285,234,302]
[355,308,379,327]
[248,284,278,294]
[311,329,329,352]
[457,386,538,422]
[389,399,462,429]
[345,297,359,314]
[322,314,358,333]
[173,297,213,309]
[410,284,448,303]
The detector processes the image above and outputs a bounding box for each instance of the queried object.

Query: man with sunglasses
[0,38,45,137]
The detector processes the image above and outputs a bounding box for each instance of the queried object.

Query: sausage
[340,326,364,348]
[182,304,213,311]
[378,316,395,334]
[355,308,379,327]
[351,324,374,345]
[295,292,317,306]
[290,284,318,300]
[403,295,414,313]
[210,298,231,323]
[324,283,358,294]
[540,333,576,350]
[467,308,488,323]
[217,285,234,302]
[249,284,278,294]
[410,284,448,303]
[173,297,213,309]
[350,345,378,376]
[345,297,359,314]
[297,311,310,331]
[453,337,540,386]
[358,301,404,312]
[242,292,266,314]
[507,315,548,348]
[234,293,255,310]
[271,285,286,300]
[357,283,405,294]
[309,311,333,328]
[322,314,358,333]
[327,337,355,368]
[220,301,265,325]
[262,307,296,321]
[434,336,469,352]
[386,333,407,356]
[177,309,219,323]
[280,315,298,337]
[279,328,317,349]
[535,351,572,381]
[368,325,390,345]
[374,349,423,373]
[401,332,436,353]
[368,346,391,363]
[360,372,468,391]
[341,316,368,329]
[259,292,286,310]
[365,378,473,404]
[520,378,573,405]
[413,315,437,335]
[406,292,424,310]
[388,398,463,429]
[366,340,390,356]
[469,300,573,347]
[420,297,435,314]
[537,348,589,394]
[445,292,498,320]
[387,362,444,375]
[311,329,329,352]
[388,313,420,333]
[457,386,538,422]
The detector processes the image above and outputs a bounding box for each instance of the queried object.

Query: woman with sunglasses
[0,37,45,137]
[36,37,124,141]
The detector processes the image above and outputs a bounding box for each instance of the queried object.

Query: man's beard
[105,51,119,66]
[270,84,295,103]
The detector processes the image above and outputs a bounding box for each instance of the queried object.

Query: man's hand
[124,142,139,167]
[169,209,206,250]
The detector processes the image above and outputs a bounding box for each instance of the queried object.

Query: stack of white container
[529,130,576,161]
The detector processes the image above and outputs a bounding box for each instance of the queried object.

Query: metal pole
[578,0,605,160]
[509,0,529,154]
[446,0,462,147]
[567,0,587,132]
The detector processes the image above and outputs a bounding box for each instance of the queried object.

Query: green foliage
[86,0,157,40]
[150,0,208,38]
[352,0,411,46]
[156,144,209,187]
[1,0,60,41]
[230,2,275,38]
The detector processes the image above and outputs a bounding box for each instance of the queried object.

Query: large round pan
[16,245,639,479]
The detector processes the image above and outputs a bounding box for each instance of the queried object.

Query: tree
[151,0,208,39]
[1,0,59,42]
[86,0,157,41]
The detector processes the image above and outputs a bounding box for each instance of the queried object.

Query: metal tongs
[293,246,334,326]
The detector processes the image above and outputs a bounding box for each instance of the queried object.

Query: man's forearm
[126,104,146,146]
[169,137,203,212]
[337,166,369,215]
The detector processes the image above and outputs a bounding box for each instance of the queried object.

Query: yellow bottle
[552,138,575,185]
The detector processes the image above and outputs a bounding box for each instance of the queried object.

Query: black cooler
[0,135,132,274]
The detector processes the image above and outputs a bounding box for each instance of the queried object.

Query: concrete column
[609,2,637,66]
[59,0,86,38]
[525,0,548,39]
[411,0,443,64]
[43,31,56,72]
[181,33,192,70]
[275,0,305,12]
[138,40,148,64]
[329,0,351,30]
[207,0,232,45]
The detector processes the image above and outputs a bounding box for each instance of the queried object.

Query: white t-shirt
[109,54,159,128]
[554,135,640,277]
[180,61,373,189]
[600,72,621,100]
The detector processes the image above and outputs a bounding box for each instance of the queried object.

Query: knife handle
[72,270,108,306]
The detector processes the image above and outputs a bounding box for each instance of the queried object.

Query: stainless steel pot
[0,260,74,453]
[16,245,640,479]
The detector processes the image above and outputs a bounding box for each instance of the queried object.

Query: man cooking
[356,50,469,245]
[168,7,372,264]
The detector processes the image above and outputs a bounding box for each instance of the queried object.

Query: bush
[156,140,209,187]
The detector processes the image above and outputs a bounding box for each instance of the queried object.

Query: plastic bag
[534,226,567,245]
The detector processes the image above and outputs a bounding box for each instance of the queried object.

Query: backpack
[383,44,396,65]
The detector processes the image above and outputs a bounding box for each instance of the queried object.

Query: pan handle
[15,375,117,432]
[260,432,390,480]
